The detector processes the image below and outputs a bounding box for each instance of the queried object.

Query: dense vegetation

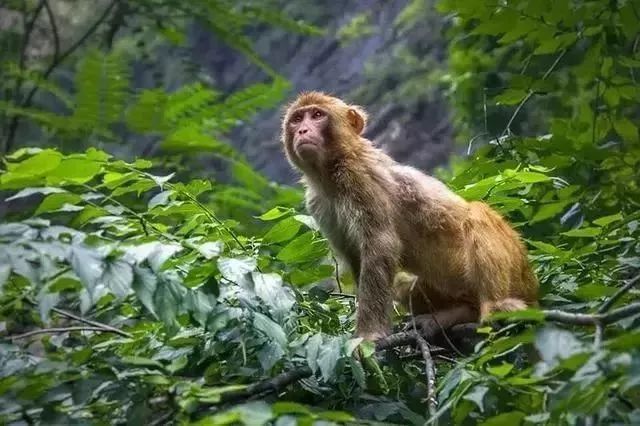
[1,0,639,425]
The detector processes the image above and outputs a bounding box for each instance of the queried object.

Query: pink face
[287,106,329,161]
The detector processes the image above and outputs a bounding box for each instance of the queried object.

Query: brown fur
[281,92,538,341]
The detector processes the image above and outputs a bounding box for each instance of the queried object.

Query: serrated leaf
[305,333,322,374]
[535,327,584,368]
[70,245,105,295]
[253,312,287,348]
[103,259,133,298]
[132,267,158,319]
[252,272,295,319]
[197,241,224,260]
[217,256,256,283]
[317,336,342,382]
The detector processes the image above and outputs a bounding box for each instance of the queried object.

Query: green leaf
[103,259,133,298]
[277,232,327,263]
[593,213,623,227]
[132,267,158,319]
[47,158,102,184]
[257,206,293,221]
[252,273,295,318]
[263,216,302,244]
[253,312,287,348]
[35,193,83,215]
[480,411,526,426]
[494,89,527,105]
[122,356,165,370]
[535,327,585,368]
[197,241,224,260]
[217,256,256,283]
[317,336,342,382]
[10,149,62,176]
[463,385,488,412]
[613,117,639,143]
[561,227,602,238]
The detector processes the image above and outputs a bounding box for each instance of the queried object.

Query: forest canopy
[0,0,639,425]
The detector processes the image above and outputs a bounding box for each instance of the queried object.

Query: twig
[42,0,60,61]
[219,366,313,404]
[51,306,132,338]
[9,326,112,340]
[415,333,438,417]
[500,49,567,139]
[598,275,640,313]
[543,302,640,326]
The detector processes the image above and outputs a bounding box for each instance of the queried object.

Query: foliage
[1,0,640,425]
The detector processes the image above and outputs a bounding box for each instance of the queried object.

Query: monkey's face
[282,92,369,173]
[284,106,331,168]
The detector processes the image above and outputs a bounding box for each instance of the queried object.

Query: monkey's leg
[409,305,477,340]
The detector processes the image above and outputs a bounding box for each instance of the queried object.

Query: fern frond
[126,89,168,134]
[164,83,220,125]
[206,78,290,132]
[72,49,130,131]
[240,5,324,36]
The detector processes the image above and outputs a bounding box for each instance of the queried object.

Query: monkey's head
[281,92,368,172]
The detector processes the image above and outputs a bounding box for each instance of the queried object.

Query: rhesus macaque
[281,92,538,341]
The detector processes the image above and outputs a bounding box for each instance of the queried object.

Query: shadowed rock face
[191,0,454,183]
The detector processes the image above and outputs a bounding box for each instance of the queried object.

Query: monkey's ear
[347,106,368,135]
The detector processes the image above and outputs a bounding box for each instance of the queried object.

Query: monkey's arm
[355,229,399,340]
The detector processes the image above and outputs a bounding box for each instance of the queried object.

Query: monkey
[281,92,538,342]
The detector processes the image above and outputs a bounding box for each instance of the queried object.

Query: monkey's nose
[298,128,308,135]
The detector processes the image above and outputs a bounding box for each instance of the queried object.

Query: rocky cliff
[192,0,454,183]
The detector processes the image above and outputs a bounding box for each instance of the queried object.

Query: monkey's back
[392,167,538,316]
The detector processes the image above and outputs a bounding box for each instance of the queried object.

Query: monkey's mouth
[295,139,319,150]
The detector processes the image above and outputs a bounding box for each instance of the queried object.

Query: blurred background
[1,0,457,185]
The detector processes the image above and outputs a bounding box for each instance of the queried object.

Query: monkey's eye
[291,114,303,123]
[312,110,324,119]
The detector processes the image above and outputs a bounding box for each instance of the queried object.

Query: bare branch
[415,333,438,417]
[500,49,567,138]
[598,274,640,313]
[543,302,640,326]
[51,306,132,338]
[9,326,113,340]
[42,0,60,61]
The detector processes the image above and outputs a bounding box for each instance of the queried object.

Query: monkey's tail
[480,298,529,321]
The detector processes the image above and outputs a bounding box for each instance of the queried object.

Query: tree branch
[598,274,640,313]
[415,333,437,417]
[42,0,60,61]
[543,302,640,326]
[51,306,132,338]
[9,326,114,340]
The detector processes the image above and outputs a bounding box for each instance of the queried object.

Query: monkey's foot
[403,314,440,340]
